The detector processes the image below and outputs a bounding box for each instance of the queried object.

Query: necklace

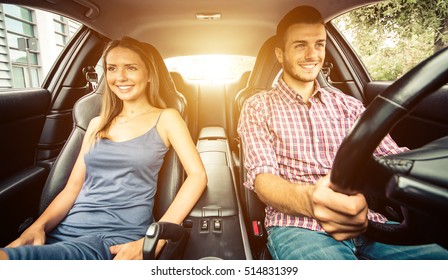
[117,107,152,125]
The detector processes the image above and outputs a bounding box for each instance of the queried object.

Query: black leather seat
[228,70,251,170]
[38,42,188,259]
[234,36,280,260]
[236,36,332,259]
[170,71,199,143]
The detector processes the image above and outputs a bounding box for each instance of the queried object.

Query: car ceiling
[7,0,380,58]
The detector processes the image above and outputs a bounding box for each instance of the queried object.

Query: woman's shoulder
[155,108,185,147]
[157,108,186,132]
[158,108,182,122]
[84,116,101,136]
[87,116,102,129]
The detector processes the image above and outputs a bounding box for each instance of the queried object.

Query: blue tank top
[51,118,168,243]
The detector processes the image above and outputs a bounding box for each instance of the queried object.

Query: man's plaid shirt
[238,79,408,230]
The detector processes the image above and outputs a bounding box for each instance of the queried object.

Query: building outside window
[0,4,81,89]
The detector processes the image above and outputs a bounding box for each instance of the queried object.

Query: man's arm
[254,173,314,217]
[237,94,280,191]
[255,173,369,241]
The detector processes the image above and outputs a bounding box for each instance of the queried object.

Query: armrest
[198,126,227,140]
[142,222,189,260]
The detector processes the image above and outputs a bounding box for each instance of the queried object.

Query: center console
[182,126,251,259]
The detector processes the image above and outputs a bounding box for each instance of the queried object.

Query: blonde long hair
[94,36,167,140]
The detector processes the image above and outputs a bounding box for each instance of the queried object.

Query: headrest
[234,36,280,113]
[169,71,185,86]
[141,43,187,118]
[248,36,281,92]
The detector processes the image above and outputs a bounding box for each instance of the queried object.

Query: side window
[0,4,82,89]
[332,0,448,81]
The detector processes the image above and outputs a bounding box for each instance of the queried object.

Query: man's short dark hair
[276,6,324,48]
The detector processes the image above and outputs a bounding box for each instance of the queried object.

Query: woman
[0,37,207,260]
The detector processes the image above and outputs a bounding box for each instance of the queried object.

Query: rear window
[165,55,255,81]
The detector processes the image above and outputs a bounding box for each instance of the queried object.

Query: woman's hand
[110,238,144,260]
[110,238,166,260]
[6,226,46,248]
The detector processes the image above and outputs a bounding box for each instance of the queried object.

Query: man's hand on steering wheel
[311,173,368,241]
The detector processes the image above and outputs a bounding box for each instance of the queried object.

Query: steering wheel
[331,47,448,248]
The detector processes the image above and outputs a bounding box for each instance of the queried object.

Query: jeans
[1,235,116,260]
[267,226,448,260]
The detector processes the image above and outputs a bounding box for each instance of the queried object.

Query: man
[237,5,448,259]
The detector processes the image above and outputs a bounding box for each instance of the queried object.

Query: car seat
[234,36,279,260]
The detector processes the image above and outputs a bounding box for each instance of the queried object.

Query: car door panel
[0,88,51,246]
[0,89,50,179]
[0,29,106,246]
[0,166,48,246]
